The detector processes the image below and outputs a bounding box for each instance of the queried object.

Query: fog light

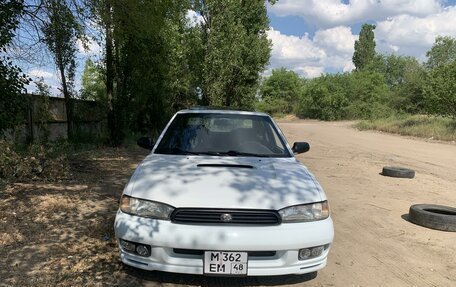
[120,239,136,252]
[299,245,326,260]
[298,248,311,260]
[311,246,324,257]
[136,245,150,257]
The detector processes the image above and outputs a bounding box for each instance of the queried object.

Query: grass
[355,114,456,141]
[0,138,123,189]
[0,147,148,286]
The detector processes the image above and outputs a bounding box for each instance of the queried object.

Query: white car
[114,108,334,277]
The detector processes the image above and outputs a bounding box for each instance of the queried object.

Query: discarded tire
[381,166,415,178]
[409,204,456,232]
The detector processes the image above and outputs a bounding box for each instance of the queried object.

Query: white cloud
[314,26,357,55]
[267,26,356,78]
[270,0,442,27]
[267,1,456,73]
[294,66,326,78]
[375,6,456,59]
[267,28,326,78]
[28,68,55,79]
[25,69,61,96]
[186,10,204,27]
[268,29,325,61]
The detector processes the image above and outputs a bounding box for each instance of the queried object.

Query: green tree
[298,74,351,120]
[424,61,456,119]
[345,71,391,119]
[130,1,202,132]
[164,11,200,111]
[365,54,427,113]
[374,54,426,112]
[80,58,105,101]
[115,1,190,137]
[258,68,303,114]
[389,57,426,113]
[298,71,391,120]
[353,24,377,71]
[195,0,271,108]
[88,0,191,143]
[0,0,28,135]
[426,36,456,69]
[42,0,82,139]
[380,55,416,88]
[84,0,273,144]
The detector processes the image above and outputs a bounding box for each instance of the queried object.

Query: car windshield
[155,113,291,157]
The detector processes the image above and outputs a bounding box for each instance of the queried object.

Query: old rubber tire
[409,204,456,232]
[382,166,415,178]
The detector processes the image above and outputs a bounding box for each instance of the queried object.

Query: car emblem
[220,213,233,222]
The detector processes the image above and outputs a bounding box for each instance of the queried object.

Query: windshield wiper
[207,150,270,157]
[157,148,271,157]
[156,147,201,155]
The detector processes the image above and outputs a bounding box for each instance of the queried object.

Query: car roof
[177,107,269,116]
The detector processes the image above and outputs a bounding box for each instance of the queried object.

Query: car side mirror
[137,137,154,150]
[292,142,310,154]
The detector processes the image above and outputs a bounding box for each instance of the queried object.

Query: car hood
[124,155,325,210]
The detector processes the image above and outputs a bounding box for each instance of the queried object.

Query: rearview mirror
[137,137,154,150]
[292,142,310,154]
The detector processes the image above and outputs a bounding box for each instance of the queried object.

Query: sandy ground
[280,121,456,287]
[1,121,455,286]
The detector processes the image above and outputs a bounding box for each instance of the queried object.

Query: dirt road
[1,121,455,286]
[280,121,456,287]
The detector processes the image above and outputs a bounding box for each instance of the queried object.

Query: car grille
[170,208,281,225]
[173,249,276,257]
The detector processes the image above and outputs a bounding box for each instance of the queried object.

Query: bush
[0,0,28,136]
[297,71,392,120]
[298,82,349,120]
[0,141,70,185]
[255,97,291,115]
[424,61,456,119]
[257,68,304,115]
[345,71,392,119]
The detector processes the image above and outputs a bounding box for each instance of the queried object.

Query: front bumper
[114,210,334,276]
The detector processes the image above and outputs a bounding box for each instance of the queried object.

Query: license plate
[204,251,248,275]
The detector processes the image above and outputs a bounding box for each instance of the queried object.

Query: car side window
[261,121,286,153]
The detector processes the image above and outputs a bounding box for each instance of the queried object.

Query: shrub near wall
[0,141,69,186]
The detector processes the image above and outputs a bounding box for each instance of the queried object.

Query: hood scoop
[197,163,254,169]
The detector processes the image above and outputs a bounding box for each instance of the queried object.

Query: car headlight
[120,195,175,220]
[279,201,329,223]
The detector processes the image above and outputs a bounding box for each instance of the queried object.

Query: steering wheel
[238,141,272,153]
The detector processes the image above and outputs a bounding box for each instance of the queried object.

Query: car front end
[114,109,334,277]
[115,206,333,276]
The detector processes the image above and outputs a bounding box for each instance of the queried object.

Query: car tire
[408,204,456,232]
[381,166,415,178]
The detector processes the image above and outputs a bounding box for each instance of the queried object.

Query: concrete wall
[5,95,106,143]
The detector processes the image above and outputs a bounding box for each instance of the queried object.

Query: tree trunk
[58,59,73,140]
[105,0,116,145]
[224,94,231,107]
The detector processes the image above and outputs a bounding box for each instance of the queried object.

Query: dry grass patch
[0,147,148,286]
[356,114,456,141]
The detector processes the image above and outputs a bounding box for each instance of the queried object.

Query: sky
[266,0,456,77]
[20,0,456,95]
